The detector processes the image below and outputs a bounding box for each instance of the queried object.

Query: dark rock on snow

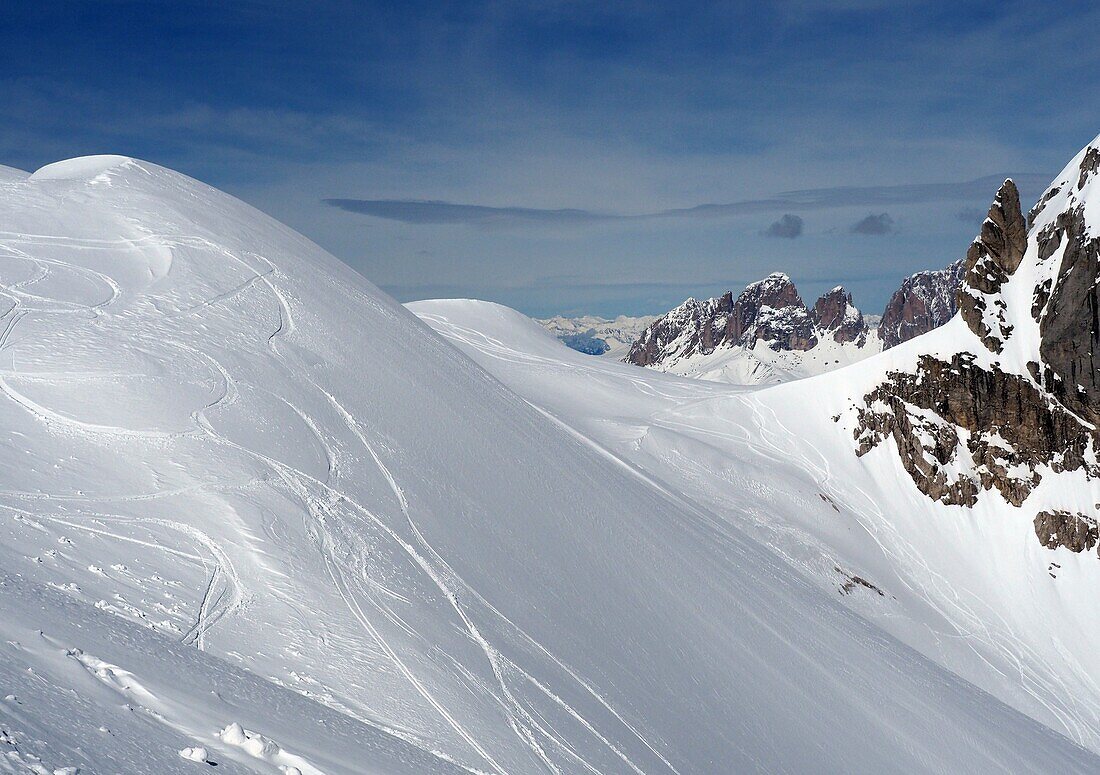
[1034,510,1099,554]
[855,142,1100,528]
[625,273,870,368]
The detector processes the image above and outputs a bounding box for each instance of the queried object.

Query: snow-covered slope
[654,328,881,384]
[413,295,1100,758]
[411,132,1100,759]
[3,154,1096,773]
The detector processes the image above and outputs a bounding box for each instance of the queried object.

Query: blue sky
[2,1,1098,317]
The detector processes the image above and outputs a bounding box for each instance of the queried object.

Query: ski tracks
[1,224,677,772]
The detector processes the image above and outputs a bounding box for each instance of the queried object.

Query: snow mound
[0,164,29,182]
[30,155,137,181]
[177,746,208,763]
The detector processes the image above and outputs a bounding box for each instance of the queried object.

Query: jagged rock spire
[811,286,867,345]
[958,178,1028,352]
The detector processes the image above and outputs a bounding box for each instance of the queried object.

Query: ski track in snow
[0,223,502,771]
[5,157,1100,773]
[0,228,248,654]
[413,297,1100,757]
[1,224,670,773]
[245,255,670,774]
[321,383,680,775]
[179,236,513,772]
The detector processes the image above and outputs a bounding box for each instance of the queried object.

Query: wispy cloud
[659,174,1052,218]
[850,213,895,235]
[324,173,1051,227]
[323,198,614,226]
[762,213,803,238]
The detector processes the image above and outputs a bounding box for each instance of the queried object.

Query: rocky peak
[731,273,818,352]
[625,293,735,367]
[811,286,868,345]
[879,261,964,350]
[624,272,820,368]
[854,134,1100,517]
[958,178,1028,353]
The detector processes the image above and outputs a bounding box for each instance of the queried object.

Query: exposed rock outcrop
[625,272,820,367]
[854,137,1100,517]
[855,353,1098,506]
[1034,510,1098,553]
[958,179,1028,353]
[732,273,819,352]
[625,293,736,367]
[811,287,868,345]
[879,261,964,350]
[1037,202,1100,427]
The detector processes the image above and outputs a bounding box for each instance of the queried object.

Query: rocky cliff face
[812,287,867,345]
[732,272,819,352]
[1036,194,1100,429]
[855,351,1097,506]
[853,135,1100,539]
[957,179,1029,353]
[879,260,964,350]
[625,292,737,367]
[626,273,866,369]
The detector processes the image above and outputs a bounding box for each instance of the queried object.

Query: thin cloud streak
[325,172,1051,227]
[323,198,614,225]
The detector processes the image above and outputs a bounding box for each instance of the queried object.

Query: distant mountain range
[536,313,655,359]
[539,260,963,384]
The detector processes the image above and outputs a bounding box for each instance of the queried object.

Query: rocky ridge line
[853,139,1100,533]
[626,272,862,368]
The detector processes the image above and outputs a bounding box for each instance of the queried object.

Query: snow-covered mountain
[5,155,1091,772]
[623,272,881,384]
[412,131,1100,760]
[536,313,655,358]
[619,257,967,385]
